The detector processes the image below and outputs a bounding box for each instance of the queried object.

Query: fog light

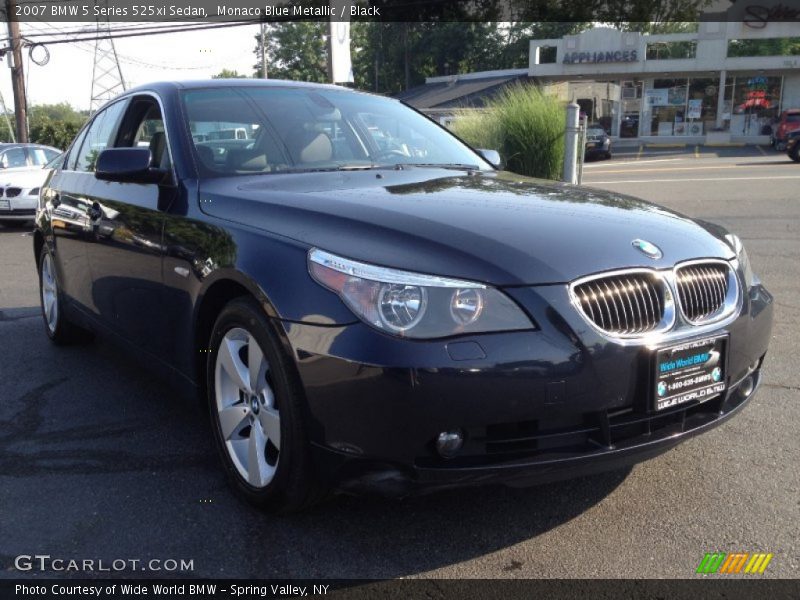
[436,430,464,458]
[740,376,754,398]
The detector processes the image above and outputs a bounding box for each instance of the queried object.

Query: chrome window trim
[60,91,176,183]
[568,260,742,347]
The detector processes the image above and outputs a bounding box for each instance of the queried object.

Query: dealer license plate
[653,335,727,411]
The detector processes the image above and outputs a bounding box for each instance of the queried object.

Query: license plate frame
[652,334,728,412]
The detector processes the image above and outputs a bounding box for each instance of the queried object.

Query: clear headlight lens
[308,248,535,338]
[725,233,756,287]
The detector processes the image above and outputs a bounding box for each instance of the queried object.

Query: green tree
[727,37,800,58]
[26,103,87,149]
[255,22,328,82]
[350,22,593,94]
[212,68,248,79]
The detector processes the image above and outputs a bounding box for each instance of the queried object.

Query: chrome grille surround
[569,269,676,339]
[569,260,741,344]
[674,259,739,325]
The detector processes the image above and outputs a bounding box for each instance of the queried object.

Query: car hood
[0,167,49,188]
[198,169,735,286]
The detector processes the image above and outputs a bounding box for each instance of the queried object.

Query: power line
[0,20,256,45]
[21,20,254,71]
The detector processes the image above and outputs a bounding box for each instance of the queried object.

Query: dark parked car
[785,129,800,162]
[771,109,800,150]
[34,80,773,511]
[584,124,612,160]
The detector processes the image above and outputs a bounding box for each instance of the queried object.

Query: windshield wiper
[395,163,480,171]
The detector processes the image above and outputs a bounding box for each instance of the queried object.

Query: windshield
[182,86,491,176]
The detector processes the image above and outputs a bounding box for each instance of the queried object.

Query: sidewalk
[610,139,779,159]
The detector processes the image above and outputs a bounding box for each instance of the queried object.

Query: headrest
[298,132,333,163]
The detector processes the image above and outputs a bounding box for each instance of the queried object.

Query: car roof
[0,142,60,150]
[125,79,365,96]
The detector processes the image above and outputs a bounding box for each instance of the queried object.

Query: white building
[528,21,800,144]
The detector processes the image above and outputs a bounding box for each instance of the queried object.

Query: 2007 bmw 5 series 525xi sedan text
[34,80,773,511]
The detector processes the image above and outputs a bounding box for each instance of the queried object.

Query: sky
[0,22,263,111]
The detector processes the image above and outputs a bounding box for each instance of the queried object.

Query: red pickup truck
[772,109,800,150]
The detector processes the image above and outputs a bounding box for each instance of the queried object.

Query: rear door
[44,101,128,313]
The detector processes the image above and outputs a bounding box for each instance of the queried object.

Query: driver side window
[114,98,171,172]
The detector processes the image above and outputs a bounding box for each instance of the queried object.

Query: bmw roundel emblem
[632,239,663,259]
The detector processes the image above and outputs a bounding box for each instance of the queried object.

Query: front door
[84,96,177,355]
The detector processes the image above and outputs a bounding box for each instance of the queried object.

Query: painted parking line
[584,158,685,167]
[583,162,792,174]
[584,175,800,184]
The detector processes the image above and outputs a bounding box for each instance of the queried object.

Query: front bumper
[0,193,37,221]
[283,282,773,496]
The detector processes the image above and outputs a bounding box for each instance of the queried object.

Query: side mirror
[95,148,166,184]
[477,148,503,169]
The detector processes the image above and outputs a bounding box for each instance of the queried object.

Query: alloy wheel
[41,252,58,334]
[214,327,280,488]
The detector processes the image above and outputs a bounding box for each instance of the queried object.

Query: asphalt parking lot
[1,146,798,579]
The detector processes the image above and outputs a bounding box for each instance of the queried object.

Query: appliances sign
[563,50,638,64]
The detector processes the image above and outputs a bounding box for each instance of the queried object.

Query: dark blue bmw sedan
[34,80,773,511]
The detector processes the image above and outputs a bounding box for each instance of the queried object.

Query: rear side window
[1,147,27,168]
[74,101,127,172]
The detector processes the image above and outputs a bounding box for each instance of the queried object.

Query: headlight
[308,248,535,338]
[725,233,756,287]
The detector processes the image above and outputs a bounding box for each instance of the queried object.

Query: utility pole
[5,0,28,142]
[259,21,268,78]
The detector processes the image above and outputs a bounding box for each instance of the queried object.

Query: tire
[777,141,787,152]
[38,246,93,345]
[207,297,325,512]
[0,219,30,228]
[604,151,612,160]
[789,146,800,163]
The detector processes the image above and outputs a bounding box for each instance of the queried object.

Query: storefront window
[644,77,719,136]
[620,80,642,138]
[729,75,782,137]
[687,78,719,135]
[645,78,688,136]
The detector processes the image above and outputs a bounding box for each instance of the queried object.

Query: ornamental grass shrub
[451,84,565,180]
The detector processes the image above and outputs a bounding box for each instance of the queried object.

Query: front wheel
[789,146,800,162]
[207,297,324,512]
